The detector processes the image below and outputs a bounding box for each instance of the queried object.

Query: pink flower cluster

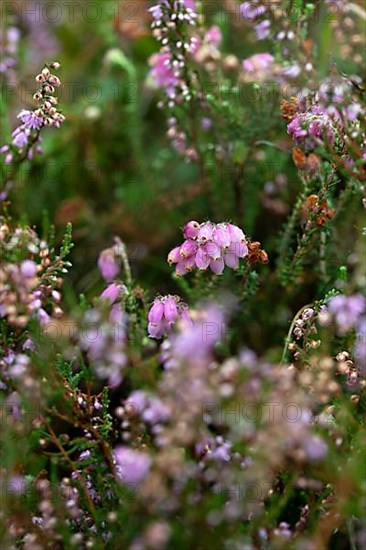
[287,105,339,152]
[168,221,248,276]
[148,295,191,339]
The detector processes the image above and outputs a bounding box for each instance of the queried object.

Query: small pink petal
[148,301,164,323]
[210,258,225,275]
[205,241,221,260]
[164,297,179,324]
[183,220,200,239]
[224,252,239,269]
[195,247,210,270]
[168,246,181,265]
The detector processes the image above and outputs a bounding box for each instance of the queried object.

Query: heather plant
[0,1,365,549]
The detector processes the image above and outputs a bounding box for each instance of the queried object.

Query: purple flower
[114,447,152,484]
[240,2,266,21]
[17,109,43,131]
[328,294,366,334]
[255,20,271,40]
[12,126,30,148]
[20,260,37,278]
[22,338,35,351]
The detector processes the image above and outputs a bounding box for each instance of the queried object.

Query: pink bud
[51,290,61,302]
[183,220,200,239]
[167,246,181,265]
[228,224,246,243]
[180,307,193,327]
[110,303,126,325]
[210,258,225,275]
[228,242,248,258]
[163,296,179,324]
[195,247,210,270]
[101,283,121,304]
[98,249,120,282]
[213,224,231,248]
[205,242,221,260]
[38,308,51,325]
[176,256,195,276]
[148,322,164,339]
[224,251,239,270]
[148,301,164,324]
[197,222,214,243]
[179,239,198,258]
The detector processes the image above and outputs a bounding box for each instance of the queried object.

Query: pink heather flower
[204,26,222,47]
[195,246,210,270]
[98,248,120,282]
[213,224,231,249]
[242,53,274,74]
[176,255,195,276]
[183,220,200,239]
[17,109,43,130]
[100,283,122,304]
[179,239,198,258]
[114,447,152,485]
[197,223,214,244]
[205,241,221,260]
[287,106,339,151]
[163,296,179,324]
[148,295,191,339]
[168,221,248,276]
[148,52,179,98]
[167,246,182,265]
